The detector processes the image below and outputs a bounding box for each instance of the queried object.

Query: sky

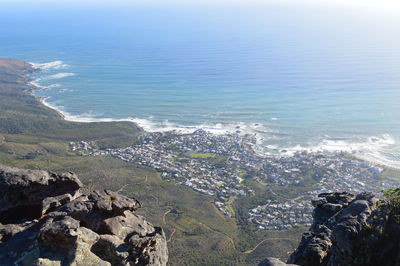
[1,0,398,25]
[1,0,399,16]
[2,0,400,8]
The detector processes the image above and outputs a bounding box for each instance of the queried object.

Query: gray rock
[0,165,82,224]
[287,191,400,266]
[0,223,25,242]
[38,216,81,255]
[0,166,168,265]
[321,203,342,212]
[91,234,130,265]
[128,227,168,266]
[311,198,327,208]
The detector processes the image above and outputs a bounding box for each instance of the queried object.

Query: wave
[40,97,273,139]
[30,60,68,71]
[29,72,73,92]
[45,73,75,80]
[58,88,73,93]
[29,78,61,90]
[281,135,395,154]
[39,98,399,169]
[29,79,47,90]
[48,84,61,88]
[278,134,399,169]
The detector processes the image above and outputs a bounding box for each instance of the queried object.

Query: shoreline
[27,61,400,170]
[39,91,400,170]
[34,81,269,137]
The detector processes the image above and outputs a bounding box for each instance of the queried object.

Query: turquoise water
[1,2,400,166]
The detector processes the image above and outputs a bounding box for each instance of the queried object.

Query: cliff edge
[0,165,168,265]
[262,191,400,266]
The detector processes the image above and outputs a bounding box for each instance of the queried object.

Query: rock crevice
[263,191,400,266]
[0,165,168,265]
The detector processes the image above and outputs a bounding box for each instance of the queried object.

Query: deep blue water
[1,2,400,166]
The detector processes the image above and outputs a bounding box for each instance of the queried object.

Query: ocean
[1,1,399,167]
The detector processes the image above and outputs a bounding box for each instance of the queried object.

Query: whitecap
[278,134,399,168]
[38,98,273,139]
[39,97,400,169]
[45,73,75,80]
[29,79,61,90]
[48,84,61,89]
[58,88,73,93]
[30,60,68,71]
[29,79,47,90]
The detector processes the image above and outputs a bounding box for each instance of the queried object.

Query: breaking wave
[40,97,399,168]
[29,79,47,90]
[30,78,64,90]
[44,73,75,80]
[30,60,68,71]
[58,88,73,93]
[40,97,273,138]
[278,135,399,169]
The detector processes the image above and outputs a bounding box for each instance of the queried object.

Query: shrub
[382,187,400,214]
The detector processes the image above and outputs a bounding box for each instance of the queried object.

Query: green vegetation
[0,60,142,147]
[186,152,228,169]
[189,152,217,159]
[382,187,400,214]
[381,167,400,180]
[0,59,305,265]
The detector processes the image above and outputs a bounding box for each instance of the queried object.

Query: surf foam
[40,97,271,137]
[32,63,398,169]
[30,60,68,71]
[278,134,399,168]
[29,79,47,90]
[40,97,399,168]
[45,73,75,80]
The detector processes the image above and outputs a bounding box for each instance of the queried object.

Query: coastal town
[248,153,398,230]
[70,130,400,229]
[73,130,258,217]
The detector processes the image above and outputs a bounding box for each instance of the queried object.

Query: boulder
[287,191,400,266]
[0,166,168,265]
[0,165,82,223]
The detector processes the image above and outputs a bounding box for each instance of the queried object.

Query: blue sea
[1,1,400,167]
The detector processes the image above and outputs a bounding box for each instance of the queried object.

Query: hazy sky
[2,0,400,9]
[0,0,397,14]
[2,0,400,29]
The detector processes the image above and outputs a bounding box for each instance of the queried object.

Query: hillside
[3,58,399,265]
[0,58,143,145]
[0,58,307,265]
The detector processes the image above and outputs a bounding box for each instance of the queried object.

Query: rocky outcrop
[0,165,168,265]
[267,191,400,266]
[286,192,357,266]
